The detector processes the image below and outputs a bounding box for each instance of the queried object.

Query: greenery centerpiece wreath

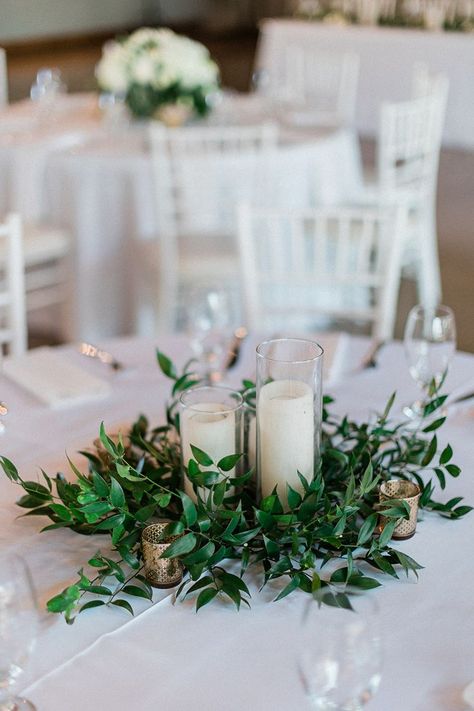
[1,344,470,623]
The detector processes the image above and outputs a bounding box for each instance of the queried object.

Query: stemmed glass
[298,590,382,711]
[0,554,40,711]
[185,288,233,384]
[403,304,456,420]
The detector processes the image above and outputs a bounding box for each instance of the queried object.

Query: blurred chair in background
[140,122,279,334]
[360,68,448,309]
[0,214,27,356]
[256,48,360,128]
[0,48,7,107]
[238,203,405,340]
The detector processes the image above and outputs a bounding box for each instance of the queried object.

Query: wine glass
[403,304,456,420]
[185,288,233,384]
[298,590,382,711]
[0,554,40,711]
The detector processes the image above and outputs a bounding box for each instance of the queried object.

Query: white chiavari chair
[142,122,279,334]
[238,203,405,340]
[264,46,359,128]
[0,214,27,356]
[361,71,448,308]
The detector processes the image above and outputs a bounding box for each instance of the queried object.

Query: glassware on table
[0,554,40,711]
[298,590,382,711]
[185,288,234,384]
[98,91,128,134]
[403,304,456,420]
[256,338,323,508]
[30,67,66,126]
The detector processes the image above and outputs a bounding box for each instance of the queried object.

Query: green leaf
[110,478,126,509]
[156,350,177,379]
[87,585,112,596]
[123,585,152,600]
[95,513,125,530]
[378,519,398,548]
[179,491,197,527]
[196,587,218,611]
[445,464,461,477]
[185,576,214,596]
[50,503,73,521]
[357,513,378,546]
[91,471,109,497]
[160,532,197,559]
[422,417,446,433]
[190,446,213,467]
[183,541,215,566]
[112,599,134,615]
[287,485,302,510]
[274,574,301,602]
[440,444,453,465]
[79,600,106,613]
[422,435,437,467]
[217,454,242,472]
[0,456,19,481]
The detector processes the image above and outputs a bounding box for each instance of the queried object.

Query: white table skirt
[257,19,474,150]
[0,95,363,341]
[1,334,474,710]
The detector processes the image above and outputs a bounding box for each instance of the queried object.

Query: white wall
[0,0,145,42]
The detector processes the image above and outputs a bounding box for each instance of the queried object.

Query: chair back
[149,122,278,240]
[238,203,405,340]
[377,75,448,197]
[270,47,359,126]
[0,48,7,107]
[0,214,27,356]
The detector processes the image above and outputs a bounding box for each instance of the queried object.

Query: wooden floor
[4,32,474,350]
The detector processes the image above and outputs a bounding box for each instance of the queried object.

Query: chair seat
[22,223,70,266]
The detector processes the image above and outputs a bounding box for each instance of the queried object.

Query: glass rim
[408,304,455,319]
[179,385,243,414]
[256,338,324,364]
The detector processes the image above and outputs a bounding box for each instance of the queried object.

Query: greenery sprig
[1,349,470,622]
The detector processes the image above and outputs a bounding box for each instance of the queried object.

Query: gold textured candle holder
[379,480,421,540]
[141,522,184,589]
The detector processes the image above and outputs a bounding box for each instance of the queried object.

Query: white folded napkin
[3,347,111,409]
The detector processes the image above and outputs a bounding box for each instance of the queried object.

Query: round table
[0,94,364,341]
[1,333,474,710]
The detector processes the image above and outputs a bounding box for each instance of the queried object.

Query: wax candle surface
[258,379,314,502]
[181,402,236,502]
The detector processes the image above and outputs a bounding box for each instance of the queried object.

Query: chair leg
[417,210,442,308]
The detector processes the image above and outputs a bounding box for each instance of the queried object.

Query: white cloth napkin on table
[3,347,111,409]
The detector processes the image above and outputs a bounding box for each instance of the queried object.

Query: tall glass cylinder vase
[256,339,323,507]
[180,386,243,503]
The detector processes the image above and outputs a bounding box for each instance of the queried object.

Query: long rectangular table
[257,19,474,150]
[1,334,474,709]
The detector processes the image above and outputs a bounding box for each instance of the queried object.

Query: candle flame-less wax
[258,379,314,502]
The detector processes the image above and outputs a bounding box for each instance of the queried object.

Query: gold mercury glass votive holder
[142,522,184,589]
[379,480,421,540]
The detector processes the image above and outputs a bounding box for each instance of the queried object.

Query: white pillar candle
[181,402,236,503]
[258,379,314,502]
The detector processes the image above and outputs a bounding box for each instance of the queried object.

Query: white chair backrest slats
[149,122,279,240]
[280,46,359,126]
[378,73,448,196]
[0,214,27,356]
[0,48,7,107]
[238,204,404,340]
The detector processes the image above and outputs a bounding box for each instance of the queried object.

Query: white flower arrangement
[96,28,220,120]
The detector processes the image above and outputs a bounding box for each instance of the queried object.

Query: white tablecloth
[257,19,474,150]
[1,334,474,710]
[0,94,363,341]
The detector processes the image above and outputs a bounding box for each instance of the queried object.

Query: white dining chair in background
[238,203,406,340]
[259,47,360,128]
[361,70,448,309]
[0,48,7,107]
[141,122,279,334]
[0,214,27,356]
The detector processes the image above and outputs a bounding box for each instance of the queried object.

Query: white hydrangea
[95,41,130,93]
[96,27,220,117]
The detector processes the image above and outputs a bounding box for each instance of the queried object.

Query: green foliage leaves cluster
[0,350,470,622]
